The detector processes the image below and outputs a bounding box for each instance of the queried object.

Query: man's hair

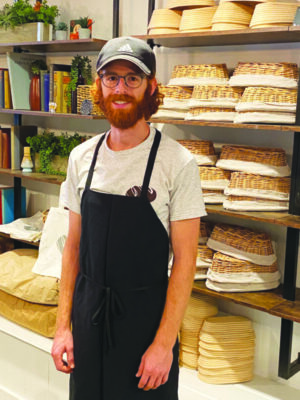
[92,77,164,120]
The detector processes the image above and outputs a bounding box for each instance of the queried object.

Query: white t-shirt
[61,127,206,235]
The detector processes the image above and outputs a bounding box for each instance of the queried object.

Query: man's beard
[98,85,152,129]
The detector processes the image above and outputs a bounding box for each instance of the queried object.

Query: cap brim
[97,54,151,75]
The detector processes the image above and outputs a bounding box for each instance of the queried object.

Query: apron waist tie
[81,273,167,350]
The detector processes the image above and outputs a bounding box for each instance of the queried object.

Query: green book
[40,70,47,111]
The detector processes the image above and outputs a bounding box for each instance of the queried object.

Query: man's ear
[149,77,158,96]
[95,75,101,88]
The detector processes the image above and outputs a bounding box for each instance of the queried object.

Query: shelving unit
[141,1,300,379]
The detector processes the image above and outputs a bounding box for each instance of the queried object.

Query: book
[10,125,37,170]
[40,70,48,111]
[1,127,11,169]
[4,70,12,109]
[49,63,71,104]
[44,73,50,112]
[0,69,5,109]
[1,186,26,224]
[53,70,64,113]
[6,52,46,110]
[62,71,71,113]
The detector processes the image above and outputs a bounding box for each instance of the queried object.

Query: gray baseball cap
[96,36,156,76]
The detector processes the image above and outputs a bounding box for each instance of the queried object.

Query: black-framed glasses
[99,72,146,89]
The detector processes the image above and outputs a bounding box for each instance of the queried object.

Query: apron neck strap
[85,132,107,189]
[141,129,161,200]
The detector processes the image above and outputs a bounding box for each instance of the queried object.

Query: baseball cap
[96,36,156,76]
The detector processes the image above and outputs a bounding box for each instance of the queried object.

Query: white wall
[0,0,299,394]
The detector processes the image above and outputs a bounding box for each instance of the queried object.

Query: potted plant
[26,130,87,176]
[67,55,92,113]
[29,59,48,111]
[0,0,60,42]
[77,16,94,39]
[55,21,68,40]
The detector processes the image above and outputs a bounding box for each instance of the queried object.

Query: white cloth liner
[196,258,212,267]
[216,159,291,177]
[207,269,281,283]
[223,198,289,211]
[229,74,298,89]
[162,99,191,110]
[206,278,280,292]
[189,98,238,108]
[0,211,44,242]
[206,237,277,266]
[32,207,69,279]
[186,111,236,122]
[168,77,229,86]
[193,154,217,165]
[234,111,296,124]
[152,109,187,119]
[236,102,296,113]
[224,186,289,201]
[201,179,229,190]
[203,192,226,204]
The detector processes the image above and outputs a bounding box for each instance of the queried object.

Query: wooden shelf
[150,118,300,132]
[0,38,106,54]
[193,281,300,323]
[0,169,65,185]
[137,26,300,48]
[205,205,300,229]
[0,108,105,119]
[0,232,39,248]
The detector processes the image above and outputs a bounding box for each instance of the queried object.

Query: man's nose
[115,77,127,92]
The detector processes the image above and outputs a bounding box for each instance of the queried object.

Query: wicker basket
[167,0,216,10]
[236,86,297,113]
[223,194,289,211]
[199,166,231,189]
[199,221,213,243]
[186,106,236,121]
[211,252,278,274]
[250,2,298,29]
[180,6,218,31]
[225,171,290,200]
[159,85,193,111]
[168,64,229,86]
[216,144,291,177]
[190,85,244,108]
[148,8,182,31]
[212,2,254,27]
[203,189,226,204]
[77,85,105,116]
[178,140,217,165]
[229,62,299,89]
[207,223,276,265]
[148,27,179,34]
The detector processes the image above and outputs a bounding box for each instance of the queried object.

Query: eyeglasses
[99,72,146,89]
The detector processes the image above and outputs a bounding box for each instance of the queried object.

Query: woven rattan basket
[236,86,297,113]
[189,85,244,108]
[180,6,217,31]
[186,106,236,121]
[207,223,276,265]
[167,0,216,9]
[211,252,278,274]
[197,244,215,262]
[229,62,299,89]
[159,85,193,110]
[212,2,254,28]
[224,172,290,200]
[148,8,182,31]
[223,194,289,211]
[216,144,290,177]
[250,2,298,29]
[77,85,105,116]
[203,189,226,204]
[178,140,217,165]
[199,221,213,243]
[148,27,179,34]
[199,166,231,189]
[168,64,229,86]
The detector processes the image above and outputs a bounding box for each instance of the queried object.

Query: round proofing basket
[160,85,193,100]
[199,166,231,181]
[230,62,299,83]
[212,22,249,30]
[148,27,179,34]
[177,140,216,156]
[167,0,216,10]
[212,2,254,25]
[148,9,182,30]
[180,6,218,31]
[190,85,243,107]
[250,2,298,28]
[77,85,105,116]
[211,252,279,273]
[169,64,229,83]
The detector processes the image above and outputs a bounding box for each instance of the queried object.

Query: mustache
[107,94,136,102]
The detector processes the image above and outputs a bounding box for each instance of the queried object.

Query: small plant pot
[78,28,91,39]
[55,30,67,40]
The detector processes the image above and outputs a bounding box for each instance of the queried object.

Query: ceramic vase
[29,74,41,111]
[21,147,33,173]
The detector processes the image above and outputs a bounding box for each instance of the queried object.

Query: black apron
[70,130,179,400]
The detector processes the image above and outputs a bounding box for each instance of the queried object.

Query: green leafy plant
[0,0,60,30]
[30,59,47,75]
[56,21,68,31]
[78,16,94,29]
[26,130,87,175]
[67,55,92,107]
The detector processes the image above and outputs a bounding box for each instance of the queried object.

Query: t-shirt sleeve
[170,159,207,221]
[59,152,81,215]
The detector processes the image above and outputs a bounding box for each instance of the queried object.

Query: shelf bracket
[113,0,120,38]
[279,319,300,379]
[13,177,22,220]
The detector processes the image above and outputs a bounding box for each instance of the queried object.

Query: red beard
[98,86,152,129]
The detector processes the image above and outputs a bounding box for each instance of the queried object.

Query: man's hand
[51,328,75,374]
[136,342,173,391]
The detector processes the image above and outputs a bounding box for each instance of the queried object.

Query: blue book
[0,69,5,108]
[44,73,50,112]
[1,187,26,224]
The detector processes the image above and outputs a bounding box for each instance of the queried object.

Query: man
[51,36,206,399]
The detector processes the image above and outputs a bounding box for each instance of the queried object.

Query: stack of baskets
[206,223,281,292]
[153,85,193,119]
[211,1,255,31]
[199,221,214,244]
[148,8,182,35]
[199,166,231,204]
[195,244,215,279]
[198,315,255,383]
[250,2,298,29]
[179,6,218,32]
[229,62,298,124]
[177,140,217,165]
[216,144,291,211]
[180,292,218,369]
